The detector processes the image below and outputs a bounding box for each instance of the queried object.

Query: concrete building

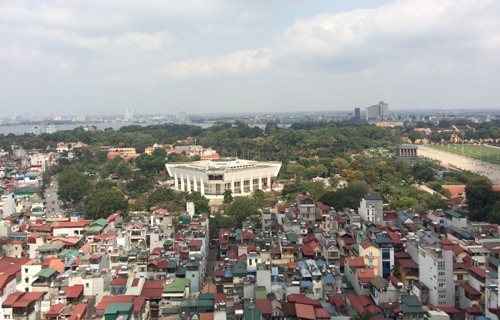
[366,101,389,120]
[393,144,421,165]
[354,108,360,120]
[124,109,134,121]
[30,125,41,135]
[418,246,454,306]
[1,194,15,219]
[45,123,58,134]
[166,158,282,198]
[358,195,384,225]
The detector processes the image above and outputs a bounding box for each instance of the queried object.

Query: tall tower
[354,108,360,120]
[124,109,134,121]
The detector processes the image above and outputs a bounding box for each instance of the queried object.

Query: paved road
[418,145,500,184]
[44,177,63,217]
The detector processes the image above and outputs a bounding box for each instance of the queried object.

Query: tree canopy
[83,188,128,220]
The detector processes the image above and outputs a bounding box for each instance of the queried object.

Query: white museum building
[165,158,282,198]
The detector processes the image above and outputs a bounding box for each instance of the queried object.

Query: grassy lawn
[429,144,500,165]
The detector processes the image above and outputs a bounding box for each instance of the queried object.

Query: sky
[1,0,500,117]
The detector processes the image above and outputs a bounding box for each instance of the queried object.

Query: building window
[457,275,463,281]
[25,277,29,283]
[382,249,390,260]
[438,294,446,300]
[25,268,28,273]
[438,282,445,288]
[438,261,445,270]
[315,288,321,294]
[85,283,89,288]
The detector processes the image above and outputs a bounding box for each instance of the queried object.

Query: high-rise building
[30,126,41,136]
[75,113,86,122]
[124,109,134,121]
[45,124,58,134]
[418,246,454,306]
[358,195,384,224]
[366,101,389,120]
[354,108,360,120]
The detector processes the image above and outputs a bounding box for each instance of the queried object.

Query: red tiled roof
[464,306,482,315]
[295,303,316,320]
[346,294,365,314]
[151,247,163,255]
[329,295,346,308]
[469,266,487,279]
[316,202,330,211]
[2,292,24,307]
[61,284,84,299]
[96,295,134,311]
[140,280,164,299]
[214,269,224,277]
[287,294,321,308]
[53,221,91,228]
[397,258,418,269]
[242,231,254,240]
[110,277,127,285]
[12,292,45,307]
[388,276,400,286]
[67,304,87,320]
[255,299,272,315]
[441,238,453,245]
[452,244,465,255]
[383,211,399,221]
[131,278,140,287]
[394,252,411,259]
[346,256,365,268]
[157,260,168,269]
[359,240,376,249]
[189,240,202,247]
[133,297,145,316]
[301,244,314,256]
[46,303,65,317]
[460,283,481,296]
[215,293,226,304]
[315,308,330,319]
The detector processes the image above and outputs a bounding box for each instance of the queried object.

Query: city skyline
[1,0,500,116]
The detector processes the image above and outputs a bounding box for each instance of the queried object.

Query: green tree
[412,164,435,182]
[466,179,497,221]
[209,213,234,236]
[225,197,259,228]
[331,158,349,174]
[487,201,500,224]
[114,161,133,179]
[223,189,233,205]
[146,188,175,209]
[252,189,265,210]
[185,191,210,213]
[347,170,364,183]
[83,188,128,220]
[57,167,91,204]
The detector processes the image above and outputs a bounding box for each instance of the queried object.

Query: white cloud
[273,0,500,76]
[160,48,272,79]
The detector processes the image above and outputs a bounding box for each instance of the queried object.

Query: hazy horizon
[1,0,500,116]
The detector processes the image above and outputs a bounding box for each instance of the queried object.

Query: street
[44,177,62,217]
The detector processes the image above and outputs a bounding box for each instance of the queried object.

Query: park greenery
[4,119,500,226]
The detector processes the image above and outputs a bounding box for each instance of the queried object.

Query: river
[0,121,219,136]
